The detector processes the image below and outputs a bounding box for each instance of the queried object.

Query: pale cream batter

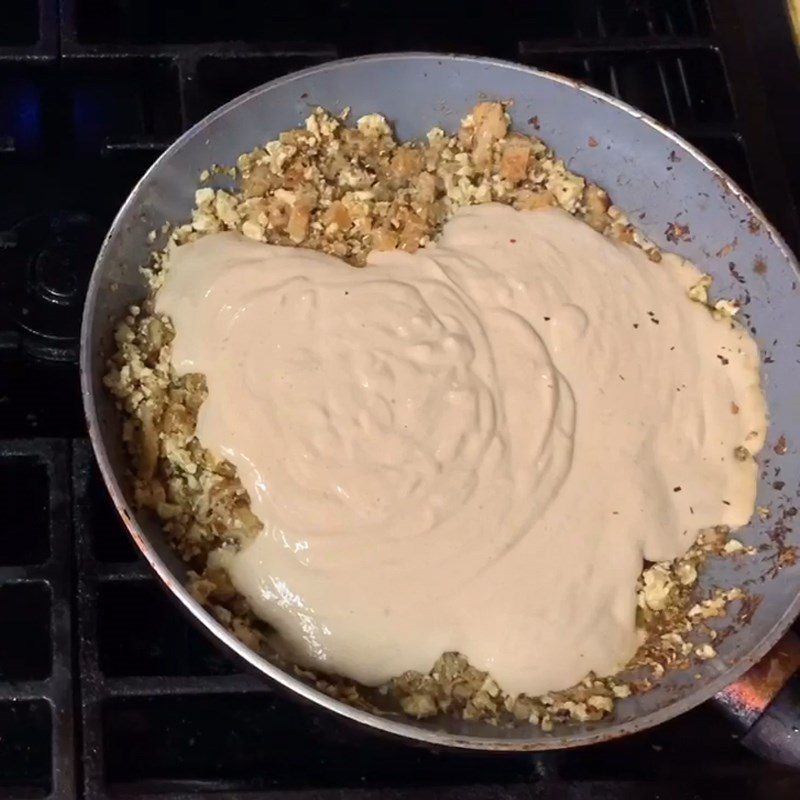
[156,204,766,697]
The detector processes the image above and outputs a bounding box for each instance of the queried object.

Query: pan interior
[81,54,800,749]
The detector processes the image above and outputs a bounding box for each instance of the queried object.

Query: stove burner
[5,212,101,361]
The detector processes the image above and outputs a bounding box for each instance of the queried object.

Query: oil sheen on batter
[157,204,767,697]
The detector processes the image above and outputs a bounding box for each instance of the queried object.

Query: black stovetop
[1,1,800,798]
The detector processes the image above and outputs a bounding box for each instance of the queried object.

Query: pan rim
[80,51,800,751]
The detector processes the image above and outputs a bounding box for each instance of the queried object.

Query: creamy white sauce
[157,204,766,697]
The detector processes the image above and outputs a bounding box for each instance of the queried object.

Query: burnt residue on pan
[728,260,746,283]
[717,238,739,258]
[665,221,691,242]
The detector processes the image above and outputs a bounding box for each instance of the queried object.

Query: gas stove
[1,2,799,798]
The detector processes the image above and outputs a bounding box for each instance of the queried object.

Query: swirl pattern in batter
[156,204,766,696]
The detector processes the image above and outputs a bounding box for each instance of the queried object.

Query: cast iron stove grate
[1,1,799,798]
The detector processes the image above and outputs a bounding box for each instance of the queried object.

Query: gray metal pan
[79,54,800,762]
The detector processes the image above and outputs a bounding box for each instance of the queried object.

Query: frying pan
[80,54,800,763]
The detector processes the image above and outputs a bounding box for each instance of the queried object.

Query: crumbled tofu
[675,561,698,586]
[695,643,717,660]
[687,274,738,318]
[689,594,728,619]
[713,299,740,318]
[356,113,392,138]
[723,538,746,554]
[195,187,215,206]
[587,695,614,713]
[241,220,265,241]
[640,564,675,611]
[688,274,713,304]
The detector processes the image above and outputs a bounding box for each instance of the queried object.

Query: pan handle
[714,629,800,767]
